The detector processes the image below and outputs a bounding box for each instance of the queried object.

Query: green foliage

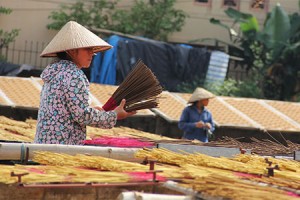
[0,7,12,14]
[47,0,187,41]
[209,5,300,101]
[263,4,291,63]
[205,79,239,96]
[111,0,187,41]
[176,76,205,93]
[205,78,263,98]
[0,6,20,61]
[47,1,117,30]
[0,29,19,49]
[176,76,263,98]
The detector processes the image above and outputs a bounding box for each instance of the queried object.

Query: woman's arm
[178,107,197,132]
[65,73,117,129]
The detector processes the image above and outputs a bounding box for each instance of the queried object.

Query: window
[223,0,237,7]
[250,0,268,11]
[195,0,212,7]
[223,0,239,9]
[196,0,209,2]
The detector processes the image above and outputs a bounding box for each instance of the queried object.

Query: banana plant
[210,7,268,71]
[209,3,300,100]
[263,4,300,100]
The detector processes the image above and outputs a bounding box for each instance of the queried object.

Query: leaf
[0,6,12,14]
[289,13,300,37]
[210,18,230,30]
[264,4,290,45]
[225,7,252,22]
[263,4,291,60]
[240,17,259,32]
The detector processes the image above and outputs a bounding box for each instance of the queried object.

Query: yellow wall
[0,0,298,66]
[170,0,299,44]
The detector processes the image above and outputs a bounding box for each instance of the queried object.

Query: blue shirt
[178,105,215,142]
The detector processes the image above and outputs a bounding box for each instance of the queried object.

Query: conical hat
[40,21,112,57]
[188,87,215,103]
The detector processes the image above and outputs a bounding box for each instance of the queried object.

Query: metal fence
[226,60,251,81]
[0,40,52,69]
[0,40,249,80]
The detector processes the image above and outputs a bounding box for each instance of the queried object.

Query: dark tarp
[0,62,42,77]
[116,38,210,92]
[0,61,20,76]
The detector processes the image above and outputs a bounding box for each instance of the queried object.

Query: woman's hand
[195,121,211,129]
[195,121,205,128]
[114,99,136,120]
[205,122,212,129]
[93,105,104,111]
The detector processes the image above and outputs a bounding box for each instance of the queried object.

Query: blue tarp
[90,35,121,84]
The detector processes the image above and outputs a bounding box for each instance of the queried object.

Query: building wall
[170,0,299,44]
[0,0,66,67]
[0,0,298,67]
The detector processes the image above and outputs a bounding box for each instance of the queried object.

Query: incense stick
[102,59,163,112]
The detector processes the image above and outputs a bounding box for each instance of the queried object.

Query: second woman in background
[178,87,215,142]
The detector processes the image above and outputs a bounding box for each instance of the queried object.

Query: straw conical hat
[40,21,112,57]
[188,87,215,103]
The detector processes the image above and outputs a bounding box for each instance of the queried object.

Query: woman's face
[197,99,209,107]
[68,48,95,68]
[201,99,209,106]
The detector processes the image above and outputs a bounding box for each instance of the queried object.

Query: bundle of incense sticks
[102,59,163,112]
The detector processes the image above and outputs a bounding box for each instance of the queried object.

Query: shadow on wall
[0,106,38,121]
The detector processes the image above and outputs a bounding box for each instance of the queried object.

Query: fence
[0,40,52,69]
[226,59,251,81]
[0,40,249,80]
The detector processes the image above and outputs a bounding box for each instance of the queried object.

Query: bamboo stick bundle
[25,118,37,128]
[33,151,149,172]
[0,165,65,184]
[135,148,266,174]
[86,126,176,141]
[180,164,236,179]
[0,129,33,142]
[204,136,300,156]
[0,124,35,139]
[32,151,185,179]
[182,174,299,200]
[274,170,300,183]
[135,148,185,165]
[115,127,176,141]
[139,149,299,196]
[0,164,130,184]
[184,153,266,175]
[136,148,300,186]
[102,59,163,112]
[181,163,300,190]
[233,154,300,172]
[0,116,31,128]
[21,165,129,184]
[248,176,300,190]
[0,165,18,184]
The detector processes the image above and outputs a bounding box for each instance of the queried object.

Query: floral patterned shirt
[34,60,117,145]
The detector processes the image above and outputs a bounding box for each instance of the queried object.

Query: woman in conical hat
[35,21,135,145]
[178,87,215,142]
